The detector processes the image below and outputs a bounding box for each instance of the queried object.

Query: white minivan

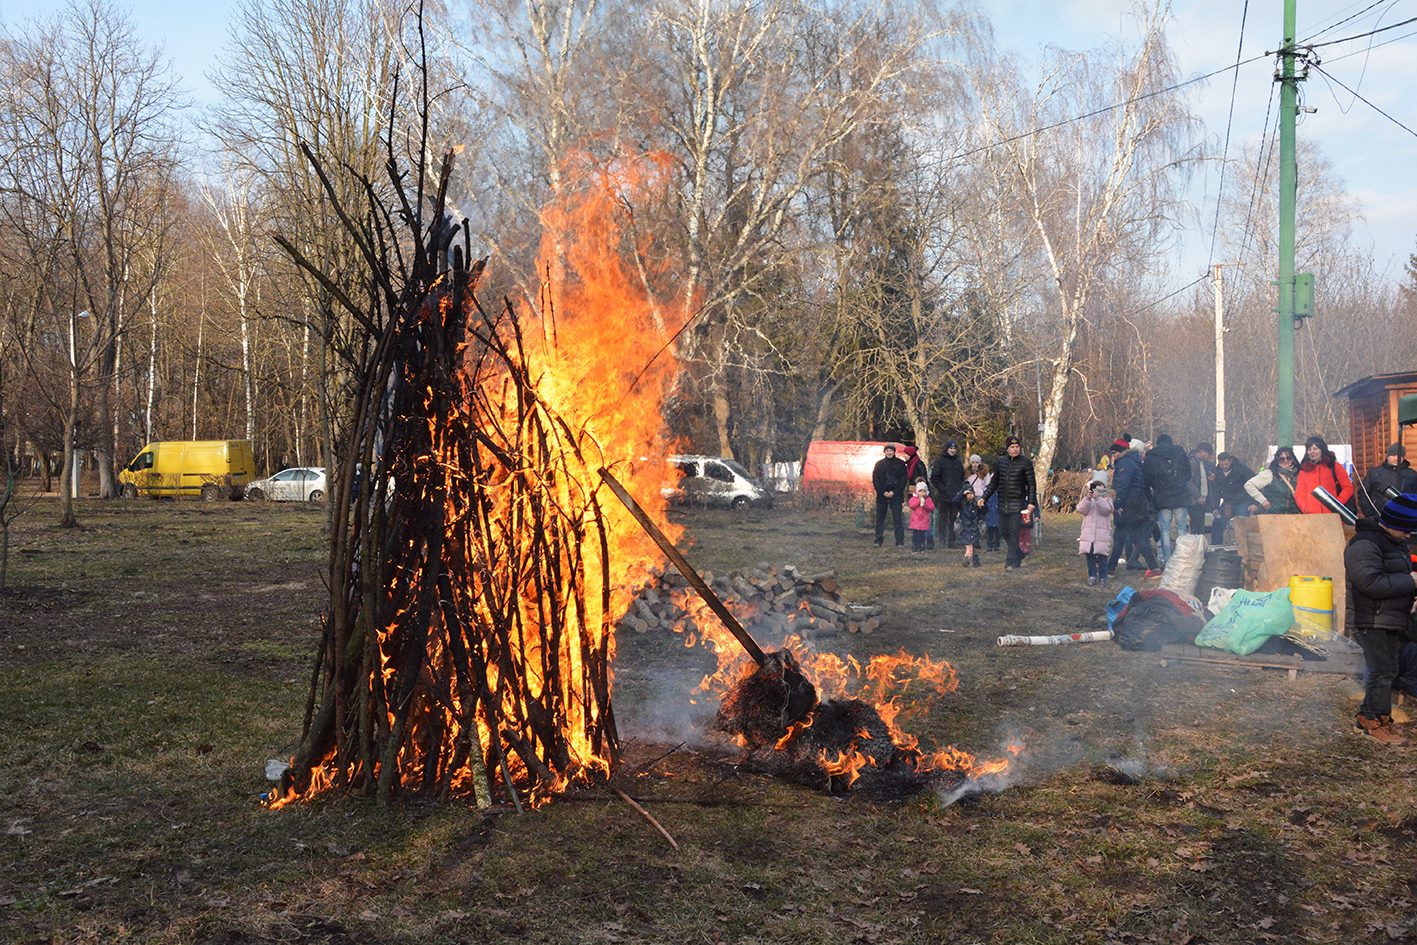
[663,455,773,509]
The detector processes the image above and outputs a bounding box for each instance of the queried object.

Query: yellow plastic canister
[1288,575,1334,637]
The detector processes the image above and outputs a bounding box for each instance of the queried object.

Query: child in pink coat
[907,480,936,553]
[1077,480,1114,587]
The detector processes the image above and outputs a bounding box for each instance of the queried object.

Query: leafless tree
[0,0,180,520]
[968,3,1196,480]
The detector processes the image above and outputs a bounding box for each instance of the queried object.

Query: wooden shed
[1333,370,1417,475]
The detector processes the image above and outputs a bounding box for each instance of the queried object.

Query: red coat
[1295,459,1353,513]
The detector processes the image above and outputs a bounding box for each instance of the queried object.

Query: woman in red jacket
[1295,435,1354,514]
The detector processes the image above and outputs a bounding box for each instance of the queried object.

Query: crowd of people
[869,431,1417,748]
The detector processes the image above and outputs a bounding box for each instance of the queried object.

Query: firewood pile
[618,563,886,644]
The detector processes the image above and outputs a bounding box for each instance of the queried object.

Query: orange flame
[274,154,685,809]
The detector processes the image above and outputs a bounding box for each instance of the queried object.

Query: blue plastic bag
[1106,586,1137,632]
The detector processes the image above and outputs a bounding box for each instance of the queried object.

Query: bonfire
[264,101,1017,809]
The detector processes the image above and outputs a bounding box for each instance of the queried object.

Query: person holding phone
[1077,479,1115,587]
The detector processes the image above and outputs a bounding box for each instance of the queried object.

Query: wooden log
[806,595,847,615]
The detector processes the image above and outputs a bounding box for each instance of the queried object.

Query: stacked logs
[618,563,885,643]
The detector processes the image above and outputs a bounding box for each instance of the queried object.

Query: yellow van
[118,440,257,501]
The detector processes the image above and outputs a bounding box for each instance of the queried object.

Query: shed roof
[1332,370,1417,399]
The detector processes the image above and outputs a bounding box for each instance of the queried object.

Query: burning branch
[268,22,668,808]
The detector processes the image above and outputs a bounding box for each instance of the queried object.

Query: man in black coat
[1346,492,1417,745]
[980,435,1037,570]
[929,439,965,548]
[1142,433,1191,562]
[1210,452,1255,544]
[1358,443,1417,517]
[871,444,908,547]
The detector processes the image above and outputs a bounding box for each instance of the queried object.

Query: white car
[246,467,327,502]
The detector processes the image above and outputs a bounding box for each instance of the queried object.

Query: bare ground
[1,498,1414,945]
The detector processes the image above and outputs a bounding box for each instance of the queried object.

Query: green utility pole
[1275,0,1302,449]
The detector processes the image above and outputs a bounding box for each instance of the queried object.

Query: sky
[5,0,1416,283]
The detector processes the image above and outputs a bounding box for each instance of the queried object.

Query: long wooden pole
[597,467,766,665]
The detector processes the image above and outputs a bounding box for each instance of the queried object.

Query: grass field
[2,497,1414,945]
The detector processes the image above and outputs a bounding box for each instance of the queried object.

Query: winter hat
[969,453,982,465]
[1005,435,1021,447]
[945,440,958,450]
[1387,442,1407,458]
[1378,493,1417,532]
[915,481,930,494]
[1128,438,1146,452]
[1110,438,1130,452]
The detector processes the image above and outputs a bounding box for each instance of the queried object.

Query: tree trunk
[95,330,117,498]
[711,380,733,459]
[192,310,204,440]
[60,371,79,527]
[239,277,255,442]
[145,293,158,442]
[809,379,841,446]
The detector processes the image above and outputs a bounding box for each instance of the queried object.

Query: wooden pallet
[1157,641,1363,679]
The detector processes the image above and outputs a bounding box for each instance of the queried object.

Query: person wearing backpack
[1142,433,1191,564]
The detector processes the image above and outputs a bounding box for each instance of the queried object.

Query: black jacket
[1344,519,1416,634]
[1142,442,1192,510]
[1112,451,1151,524]
[1359,460,1417,517]
[872,456,908,500]
[929,449,965,504]
[982,453,1037,514]
[1213,460,1255,511]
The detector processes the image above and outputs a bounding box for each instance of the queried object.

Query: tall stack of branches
[272,48,617,809]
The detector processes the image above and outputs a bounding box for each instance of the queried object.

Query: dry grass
[1,497,1414,945]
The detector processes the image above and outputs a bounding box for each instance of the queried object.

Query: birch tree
[643,0,935,458]
[0,0,179,518]
[970,4,1194,482]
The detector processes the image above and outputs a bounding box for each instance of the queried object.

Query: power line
[1235,83,1279,272]
[1323,23,1417,61]
[1306,13,1417,48]
[1206,0,1251,270]
[1312,63,1417,139]
[1122,276,1207,319]
[1301,0,1397,42]
[953,53,1269,164]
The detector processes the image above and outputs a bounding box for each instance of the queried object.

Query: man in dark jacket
[1358,443,1417,517]
[1142,433,1191,562]
[929,440,965,547]
[1188,441,1217,545]
[1210,452,1255,544]
[1109,440,1160,575]
[980,435,1037,571]
[1346,492,1417,745]
[871,444,908,547]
